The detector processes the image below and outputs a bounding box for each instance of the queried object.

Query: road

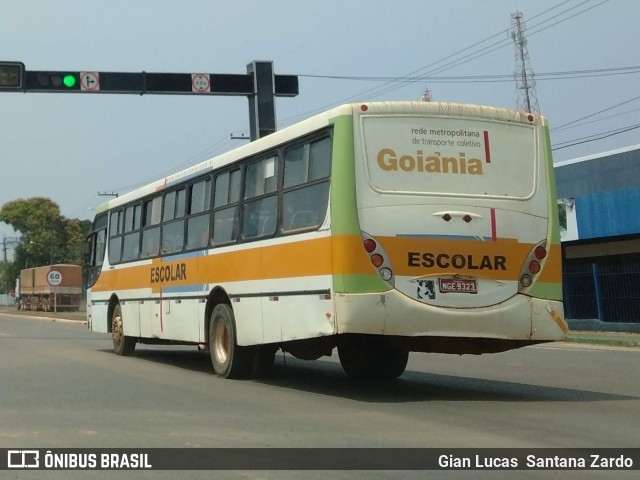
[1,313,639,480]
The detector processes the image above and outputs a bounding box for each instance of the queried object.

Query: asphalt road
[1,313,639,480]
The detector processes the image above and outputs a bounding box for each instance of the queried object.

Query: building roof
[555,144,640,199]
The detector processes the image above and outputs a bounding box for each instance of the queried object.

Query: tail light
[519,240,548,292]
[361,233,394,286]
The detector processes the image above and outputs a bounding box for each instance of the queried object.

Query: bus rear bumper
[334,290,566,347]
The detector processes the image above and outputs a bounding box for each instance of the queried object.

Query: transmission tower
[420,86,432,102]
[511,11,540,113]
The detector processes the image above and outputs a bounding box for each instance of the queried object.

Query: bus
[84,101,566,380]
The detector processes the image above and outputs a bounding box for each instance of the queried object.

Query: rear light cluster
[519,241,548,290]
[362,233,394,286]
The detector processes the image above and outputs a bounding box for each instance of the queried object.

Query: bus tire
[338,335,408,379]
[378,348,409,379]
[209,303,254,379]
[338,335,370,378]
[112,303,136,356]
[252,345,277,378]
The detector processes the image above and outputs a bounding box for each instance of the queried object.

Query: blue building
[555,144,640,331]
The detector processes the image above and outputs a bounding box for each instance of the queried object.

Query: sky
[1,0,639,246]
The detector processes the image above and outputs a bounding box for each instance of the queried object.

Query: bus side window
[95,228,106,266]
[108,209,123,264]
[186,178,212,250]
[213,207,239,245]
[213,169,241,245]
[141,227,160,257]
[122,232,140,261]
[241,156,278,240]
[161,188,186,255]
[282,137,331,232]
[282,183,329,231]
[186,214,210,249]
[161,221,185,254]
[242,196,277,239]
[139,196,162,258]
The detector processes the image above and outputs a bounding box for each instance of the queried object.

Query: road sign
[47,270,63,286]
[80,71,100,91]
[191,73,210,93]
[0,62,24,89]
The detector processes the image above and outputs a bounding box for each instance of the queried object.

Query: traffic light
[0,62,25,89]
[33,72,80,90]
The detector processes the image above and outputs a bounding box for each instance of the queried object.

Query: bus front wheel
[209,304,254,379]
[112,303,136,356]
[338,335,408,379]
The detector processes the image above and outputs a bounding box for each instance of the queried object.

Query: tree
[0,261,18,294]
[0,197,92,270]
[0,197,63,267]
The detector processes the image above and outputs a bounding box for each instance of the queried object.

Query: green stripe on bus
[329,114,361,236]
[526,281,563,301]
[543,126,562,247]
[333,274,391,294]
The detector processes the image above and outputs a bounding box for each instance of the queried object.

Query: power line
[551,106,640,132]
[299,65,640,83]
[552,94,640,131]
[350,0,606,100]
[298,66,640,83]
[282,0,610,126]
[421,0,608,80]
[552,123,640,151]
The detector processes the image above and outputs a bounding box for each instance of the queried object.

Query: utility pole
[1,236,18,262]
[512,11,540,113]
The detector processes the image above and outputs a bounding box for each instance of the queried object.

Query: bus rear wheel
[338,335,408,379]
[252,345,277,378]
[112,303,136,356]
[209,303,254,379]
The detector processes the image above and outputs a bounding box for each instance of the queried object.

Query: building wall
[555,145,640,329]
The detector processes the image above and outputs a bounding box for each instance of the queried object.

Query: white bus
[84,101,566,379]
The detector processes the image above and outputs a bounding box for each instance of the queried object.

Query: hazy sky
[1,0,639,243]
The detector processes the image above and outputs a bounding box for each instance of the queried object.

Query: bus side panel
[279,276,335,343]
[257,234,335,344]
[88,295,109,333]
[121,301,142,337]
[233,296,265,346]
[161,298,200,342]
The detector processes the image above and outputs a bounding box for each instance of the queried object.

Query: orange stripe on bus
[92,234,561,293]
[93,237,336,293]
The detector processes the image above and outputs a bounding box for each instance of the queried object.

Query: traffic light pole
[0,60,298,141]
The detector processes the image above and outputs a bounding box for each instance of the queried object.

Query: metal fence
[563,260,640,323]
[0,294,16,307]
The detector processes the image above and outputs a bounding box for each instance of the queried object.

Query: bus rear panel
[331,102,565,354]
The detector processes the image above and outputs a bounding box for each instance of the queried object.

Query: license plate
[438,278,477,294]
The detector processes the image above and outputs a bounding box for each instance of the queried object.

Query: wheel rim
[214,318,229,365]
[112,312,123,349]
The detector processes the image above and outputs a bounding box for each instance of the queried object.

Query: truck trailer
[17,264,82,312]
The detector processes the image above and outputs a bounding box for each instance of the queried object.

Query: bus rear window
[361,116,537,199]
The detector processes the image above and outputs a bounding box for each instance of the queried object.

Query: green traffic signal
[63,74,76,88]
